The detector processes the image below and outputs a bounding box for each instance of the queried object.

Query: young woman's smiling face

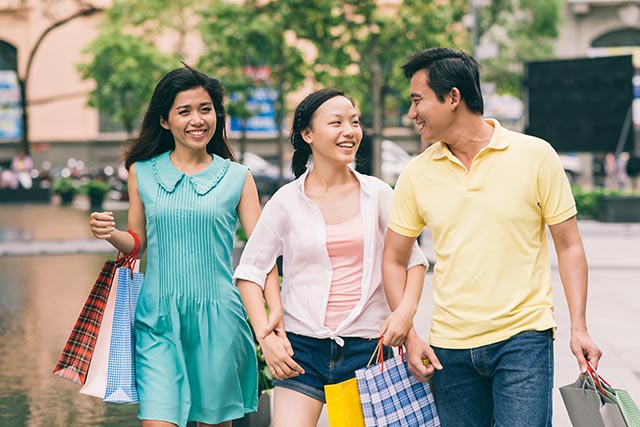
[302,95,362,166]
[160,86,216,151]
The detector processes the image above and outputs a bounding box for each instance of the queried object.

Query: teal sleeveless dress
[134,151,258,427]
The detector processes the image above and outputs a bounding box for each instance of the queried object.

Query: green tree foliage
[476,0,563,95]
[281,0,467,176]
[78,26,173,134]
[103,0,199,57]
[77,0,561,157]
[286,0,467,126]
[197,0,307,176]
[78,0,194,134]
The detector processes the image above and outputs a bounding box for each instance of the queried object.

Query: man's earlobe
[450,88,460,104]
[449,88,462,109]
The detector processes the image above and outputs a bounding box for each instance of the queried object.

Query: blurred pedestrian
[382,47,602,427]
[88,64,278,427]
[234,88,428,427]
[604,152,616,189]
[10,148,33,189]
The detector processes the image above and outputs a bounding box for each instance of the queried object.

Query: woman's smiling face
[302,95,363,167]
[160,86,216,151]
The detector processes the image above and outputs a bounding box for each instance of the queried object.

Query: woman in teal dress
[89,65,278,427]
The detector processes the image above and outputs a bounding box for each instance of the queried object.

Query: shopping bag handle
[366,338,384,369]
[116,230,140,273]
[365,338,404,372]
[586,360,614,398]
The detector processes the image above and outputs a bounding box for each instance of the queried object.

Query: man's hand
[570,330,602,374]
[405,330,442,382]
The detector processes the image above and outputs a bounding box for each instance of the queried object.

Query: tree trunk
[370,37,383,179]
[274,45,286,181]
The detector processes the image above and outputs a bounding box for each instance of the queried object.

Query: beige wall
[0,2,105,145]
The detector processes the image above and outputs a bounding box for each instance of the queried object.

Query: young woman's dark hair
[123,64,234,169]
[401,47,484,115]
[290,88,352,178]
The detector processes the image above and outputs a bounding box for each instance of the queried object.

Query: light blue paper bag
[103,265,143,404]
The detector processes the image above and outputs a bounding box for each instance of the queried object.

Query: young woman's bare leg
[272,386,324,427]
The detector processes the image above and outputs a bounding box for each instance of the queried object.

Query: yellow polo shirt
[389,119,577,348]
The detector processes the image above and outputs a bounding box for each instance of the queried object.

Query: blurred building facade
[0,1,110,167]
[557,0,640,60]
[2,0,640,172]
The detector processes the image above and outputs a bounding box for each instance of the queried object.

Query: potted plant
[81,178,111,211]
[572,186,640,222]
[52,177,79,205]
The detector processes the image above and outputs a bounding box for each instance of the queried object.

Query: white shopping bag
[79,268,119,397]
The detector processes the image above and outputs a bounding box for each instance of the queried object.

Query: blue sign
[0,70,22,140]
[229,87,278,136]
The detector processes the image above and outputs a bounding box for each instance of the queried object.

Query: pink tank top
[324,212,364,331]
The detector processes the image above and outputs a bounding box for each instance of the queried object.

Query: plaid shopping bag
[103,263,144,404]
[79,265,120,398]
[53,258,123,384]
[355,342,440,427]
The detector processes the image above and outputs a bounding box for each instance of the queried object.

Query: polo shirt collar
[431,118,509,160]
[151,150,230,195]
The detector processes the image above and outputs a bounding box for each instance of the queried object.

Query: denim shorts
[430,329,554,427]
[272,332,388,402]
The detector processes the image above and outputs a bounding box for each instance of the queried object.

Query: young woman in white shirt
[234,88,427,427]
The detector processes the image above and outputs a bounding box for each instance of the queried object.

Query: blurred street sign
[0,70,22,141]
[229,87,279,137]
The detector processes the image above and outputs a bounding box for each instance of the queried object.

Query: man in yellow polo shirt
[380,47,602,427]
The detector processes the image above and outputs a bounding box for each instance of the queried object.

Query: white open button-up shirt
[233,168,428,345]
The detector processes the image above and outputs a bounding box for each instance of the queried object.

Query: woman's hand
[89,211,116,239]
[378,306,415,347]
[261,307,285,339]
[258,332,305,380]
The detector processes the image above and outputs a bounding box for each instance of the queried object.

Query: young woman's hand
[258,332,305,380]
[89,211,116,239]
[261,308,285,340]
[378,306,415,347]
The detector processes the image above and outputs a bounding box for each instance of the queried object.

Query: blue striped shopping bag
[355,341,440,427]
[103,263,143,404]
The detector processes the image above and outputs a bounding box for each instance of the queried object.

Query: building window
[592,29,640,48]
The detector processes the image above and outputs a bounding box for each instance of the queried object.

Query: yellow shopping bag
[325,377,365,427]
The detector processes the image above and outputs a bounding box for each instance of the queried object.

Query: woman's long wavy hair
[290,88,349,178]
[123,64,234,170]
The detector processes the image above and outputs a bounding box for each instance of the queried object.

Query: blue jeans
[430,329,554,427]
[272,333,389,402]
